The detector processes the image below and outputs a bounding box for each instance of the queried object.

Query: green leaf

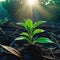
[0,20,2,25]
[16,22,26,28]
[33,29,44,35]
[33,21,46,28]
[2,17,8,24]
[20,32,29,37]
[25,19,33,30]
[0,17,8,25]
[15,36,29,41]
[34,37,54,43]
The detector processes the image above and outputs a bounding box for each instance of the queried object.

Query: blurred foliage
[2,0,60,22]
[0,17,8,25]
[2,0,24,19]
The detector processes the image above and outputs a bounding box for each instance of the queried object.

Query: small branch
[0,27,6,35]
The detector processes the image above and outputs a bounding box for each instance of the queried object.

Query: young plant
[15,19,53,45]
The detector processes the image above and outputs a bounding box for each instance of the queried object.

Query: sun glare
[27,0,36,5]
[0,0,5,2]
[15,0,52,19]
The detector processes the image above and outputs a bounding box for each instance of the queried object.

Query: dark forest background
[0,0,60,26]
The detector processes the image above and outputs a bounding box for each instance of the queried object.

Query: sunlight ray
[15,0,53,20]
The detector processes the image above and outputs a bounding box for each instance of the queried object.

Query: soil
[20,44,44,60]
